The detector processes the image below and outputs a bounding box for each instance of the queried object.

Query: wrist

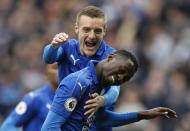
[51,43,59,49]
[137,111,148,120]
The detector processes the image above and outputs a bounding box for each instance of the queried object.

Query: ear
[74,22,79,34]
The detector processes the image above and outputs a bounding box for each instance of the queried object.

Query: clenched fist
[51,32,69,48]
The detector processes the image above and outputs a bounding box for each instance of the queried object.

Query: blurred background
[0,0,190,131]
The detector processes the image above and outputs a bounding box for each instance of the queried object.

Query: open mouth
[85,41,97,47]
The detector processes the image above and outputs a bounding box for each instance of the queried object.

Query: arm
[41,111,66,131]
[41,76,83,130]
[84,86,120,117]
[95,107,177,127]
[43,32,69,64]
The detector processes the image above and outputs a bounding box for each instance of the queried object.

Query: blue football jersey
[1,84,54,131]
[51,61,100,130]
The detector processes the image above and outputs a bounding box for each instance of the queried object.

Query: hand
[84,93,105,118]
[51,32,69,48]
[139,107,177,120]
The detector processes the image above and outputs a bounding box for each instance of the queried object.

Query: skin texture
[75,15,106,57]
[96,54,135,87]
[138,107,177,120]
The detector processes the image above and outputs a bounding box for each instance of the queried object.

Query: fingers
[91,93,99,98]
[156,107,178,118]
[87,112,95,119]
[84,108,96,117]
[85,99,97,105]
[84,103,98,109]
[51,32,69,47]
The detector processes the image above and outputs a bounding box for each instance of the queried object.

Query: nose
[89,30,95,39]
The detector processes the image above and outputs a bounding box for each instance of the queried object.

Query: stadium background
[0,0,189,130]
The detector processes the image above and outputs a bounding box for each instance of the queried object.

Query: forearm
[96,109,140,127]
[103,86,120,107]
[41,111,66,131]
[43,44,60,64]
[0,117,19,131]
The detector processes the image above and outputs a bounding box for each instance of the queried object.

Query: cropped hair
[76,6,107,29]
[114,50,138,80]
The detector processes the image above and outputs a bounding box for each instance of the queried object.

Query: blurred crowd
[0,0,189,131]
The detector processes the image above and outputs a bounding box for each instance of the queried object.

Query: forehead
[115,56,133,68]
[78,15,105,28]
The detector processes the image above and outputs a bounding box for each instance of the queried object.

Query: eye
[82,27,91,33]
[94,28,103,34]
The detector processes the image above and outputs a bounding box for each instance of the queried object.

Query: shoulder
[59,68,90,90]
[104,43,116,52]
[102,41,116,53]
[21,86,46,105]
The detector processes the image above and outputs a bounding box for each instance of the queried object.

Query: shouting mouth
[85,41,97,48]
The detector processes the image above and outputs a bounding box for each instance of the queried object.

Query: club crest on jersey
[64,97,77,112]
[15,101,27,115]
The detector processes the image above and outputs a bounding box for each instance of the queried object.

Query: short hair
[114,50,138,80]
[76,6,107,28]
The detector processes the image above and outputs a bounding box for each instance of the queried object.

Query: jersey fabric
[51,61,101,130]
[0,84,54,131]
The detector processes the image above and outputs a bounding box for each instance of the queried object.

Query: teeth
[111,76,115,83]
[86,41,96,47]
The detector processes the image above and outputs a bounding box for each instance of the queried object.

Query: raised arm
[43,32,69,64]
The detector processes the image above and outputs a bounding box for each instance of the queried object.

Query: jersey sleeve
[0,93,39,128]
[43,42,68,64]
[103,86,120,107]
[51,75,85,119]
[41,111,66,131]
[95,109,140,127]
[0,116,19,131]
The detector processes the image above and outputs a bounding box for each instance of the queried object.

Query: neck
[50,83,57,92]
